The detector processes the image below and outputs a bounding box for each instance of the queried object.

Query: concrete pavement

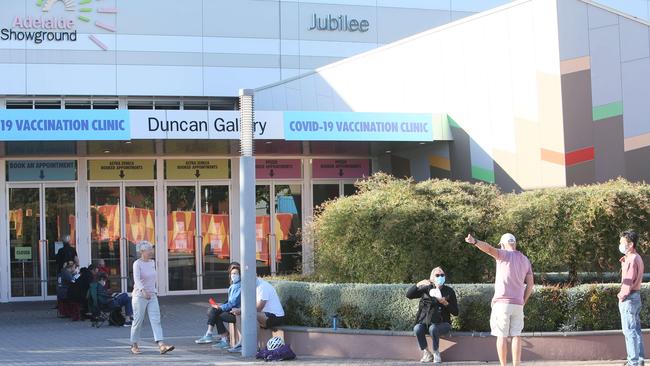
[0,295,629,365]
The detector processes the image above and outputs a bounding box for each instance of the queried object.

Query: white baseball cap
[499,233,516,245]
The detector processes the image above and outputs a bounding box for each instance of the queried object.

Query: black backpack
[108,309,125,326]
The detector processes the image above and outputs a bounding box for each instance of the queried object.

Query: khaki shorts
[490,303,524,337]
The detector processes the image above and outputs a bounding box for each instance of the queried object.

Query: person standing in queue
[617,230,645,366]
[129,241,175,355]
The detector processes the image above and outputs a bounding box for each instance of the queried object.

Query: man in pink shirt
[618,230,645,366]
[466,233,534,366]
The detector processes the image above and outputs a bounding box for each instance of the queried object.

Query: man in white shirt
[229,277,285,353]
[255,278,285,329]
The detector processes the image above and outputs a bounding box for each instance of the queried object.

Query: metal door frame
[6,182,77,301]
[88,181,155,293]
[164,180,231,295]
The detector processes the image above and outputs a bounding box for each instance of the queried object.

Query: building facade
[0,0,646,303]
[256,0,650,191]
[0,0,509,302]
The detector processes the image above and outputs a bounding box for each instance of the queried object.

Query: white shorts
[490,303,524,337]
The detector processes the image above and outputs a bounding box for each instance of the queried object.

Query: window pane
[274,184,302,274]
[313,184,339,213]
[167,186,197,291]
[90,187,121,292]
[256,185,271,276]
[201,185,230,290]
[6,141,76,156]
[87,141,155,155]
[125,186,155,292]
[9,188,41,297]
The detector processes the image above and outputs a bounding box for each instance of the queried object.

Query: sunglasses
[434,274,445,277]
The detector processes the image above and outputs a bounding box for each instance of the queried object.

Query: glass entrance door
[8,185,76,300]
[90,184,155,292]
[166,183,230,293]
[255,182,303,275]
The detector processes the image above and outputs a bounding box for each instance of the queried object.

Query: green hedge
[271,280,650,332]
[312,175,650,284]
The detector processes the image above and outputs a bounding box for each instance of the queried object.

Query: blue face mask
[434,275,446,286]
[231,274,240,284]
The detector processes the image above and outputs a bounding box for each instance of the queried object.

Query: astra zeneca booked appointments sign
[312,159,370,178]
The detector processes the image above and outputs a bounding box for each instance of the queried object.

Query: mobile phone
[209,297,216,306]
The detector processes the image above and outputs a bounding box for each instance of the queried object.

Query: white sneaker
[433,350,442,363]
[420,349,433,363]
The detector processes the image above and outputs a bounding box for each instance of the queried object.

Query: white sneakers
[433,350,442,363]
[420,349,442,363]
[420,349,433,363]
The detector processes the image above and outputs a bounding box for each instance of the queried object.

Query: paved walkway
[0,295,628,365]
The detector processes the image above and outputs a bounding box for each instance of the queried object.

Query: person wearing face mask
[617,230,645,366]
[194,262,241,349]
[94,272,134,326]
[406,267,459,363]
[465,233,533,366]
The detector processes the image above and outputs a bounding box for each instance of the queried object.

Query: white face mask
[619,243,628,255]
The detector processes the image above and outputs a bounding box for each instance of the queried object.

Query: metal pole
[239,89,257,358]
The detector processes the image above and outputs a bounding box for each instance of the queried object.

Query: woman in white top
[130,241,175,355]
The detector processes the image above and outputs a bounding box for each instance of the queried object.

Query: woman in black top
[406,267,459,363]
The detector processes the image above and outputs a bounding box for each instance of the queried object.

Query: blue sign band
[283,111,434,141]
[0,110,130,141]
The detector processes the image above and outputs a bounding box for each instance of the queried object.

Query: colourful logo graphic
[36,0,117,50]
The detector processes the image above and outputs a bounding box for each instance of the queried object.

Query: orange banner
[201,214,230,259]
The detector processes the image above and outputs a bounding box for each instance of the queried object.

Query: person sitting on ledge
[406,266,459,364]
[194,262,241,349]
[228,276,285,353]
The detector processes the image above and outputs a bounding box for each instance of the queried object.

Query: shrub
[271,280,650,332]
[313,173,501,284]
[312,176,650,283]
[497,180,650,282]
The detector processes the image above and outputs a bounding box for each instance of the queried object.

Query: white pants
[130,295,164,344]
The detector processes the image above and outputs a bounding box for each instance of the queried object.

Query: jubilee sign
[0,110,443,142]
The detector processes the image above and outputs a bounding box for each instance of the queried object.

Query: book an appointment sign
[0,110,441,142]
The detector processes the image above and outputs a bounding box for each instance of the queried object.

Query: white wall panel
[619,17,650,62]
[204,38,280,55]
[484,12,516,154]
[588,3,618,28]
[204,67,280,96]
[0,64,26,94]
[26,64,116,94]
[298,40,377,58]
[118,35,202,53]
[378,0,451,11]
[508,1,538,122]
[592,0,649,21]
[461,18,493,163]
[557,0,590,60]
[532,0,561,75]
[621,57,650,137]
[118,65,202,96]
[451,0,510,12]
[589,25,623,106]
